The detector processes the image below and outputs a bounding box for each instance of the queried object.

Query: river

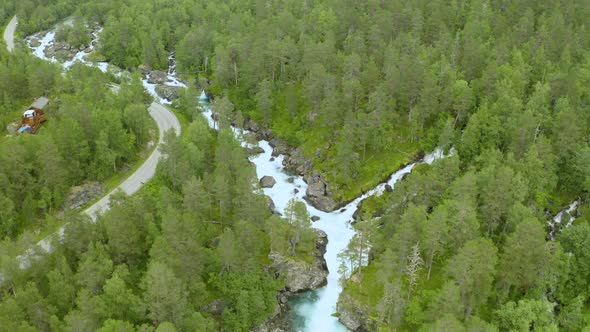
[27,22,449,331]
[199,94,447,331]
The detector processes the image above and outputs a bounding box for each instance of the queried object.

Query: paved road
[4,16,181,272]
[85,102,180,219]
[17,102,181,268]
[4,16,17,52]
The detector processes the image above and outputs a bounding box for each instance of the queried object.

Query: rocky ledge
[269,229,328,293]
[337,293,371,331]
[253,229,328,332]
[244,120,339,212]
[66,181,104,210]
[155,85,182,101]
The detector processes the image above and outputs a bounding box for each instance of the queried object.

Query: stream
[199,96,447,331]
[26,22,451,331]
[548,200,580,240]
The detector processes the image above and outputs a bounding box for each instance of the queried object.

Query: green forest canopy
[2,0,590,330]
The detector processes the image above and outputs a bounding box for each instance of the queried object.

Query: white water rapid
[26,21,450,331]
[200,96,448,331]
[548,200,580,240]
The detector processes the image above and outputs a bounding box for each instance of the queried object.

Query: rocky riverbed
[254,229,329,332]
[243,120,339,212]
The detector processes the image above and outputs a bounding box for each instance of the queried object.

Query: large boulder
[269,229,328,293]
[305,174,338,212]
[260,176,277,188]
[155,85,182,101]
[66,182,104,210]
[138,64,152,76]
[244,119,260,133]
[29,39,41,48]
[255,128,273,141]
[147,70,168,84]
[283,147,312,175]
[269,137,290,157]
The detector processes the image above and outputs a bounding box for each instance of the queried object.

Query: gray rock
[244,119,260,133]
[269,229,328,293]
[385,184,393,192]
[352,207,362,221]
[283,147,312,175]
[286,177,295,183]
[138,64,152,76]
[314,229,328,256]
[29,39,41,47]
[246,146,265,156]
[66,182,104,210]
[260,176,277,188]
[265,195,276,213]
[6,122,19,135]
[155,85,182,101]
[337,294,370,332]
[270,157,275,162]
[147,70,168,84]
[311,215,320,222]
[305,175,338,212]
[269,137,290,157]
[293,188,299,194]
[255,128,273,141]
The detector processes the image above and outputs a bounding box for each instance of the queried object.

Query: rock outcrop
[337,294,370,332]
[29,39,41,47]
[66,182,104,210]
[265,195,276,213]
[246,146,265,156]
[254,230,329,332]
[269,137,290,157]
[269,229,328,293]
[138,64,152,76]
[155,85,182,100]
[304,172,338,212]
[260,176,277,188]
[147,70,168,84]
[283,147,312,176]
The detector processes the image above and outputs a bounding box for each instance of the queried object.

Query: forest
[1,0,590,330]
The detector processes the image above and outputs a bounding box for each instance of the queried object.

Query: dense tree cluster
[3,0,590,330]
[0,44,154,239]
[337,0,590,323]
[0,116,317,331]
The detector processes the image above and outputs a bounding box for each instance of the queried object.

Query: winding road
[3,17,181,270]
[3,16,17,52]
[84,102,180,221]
